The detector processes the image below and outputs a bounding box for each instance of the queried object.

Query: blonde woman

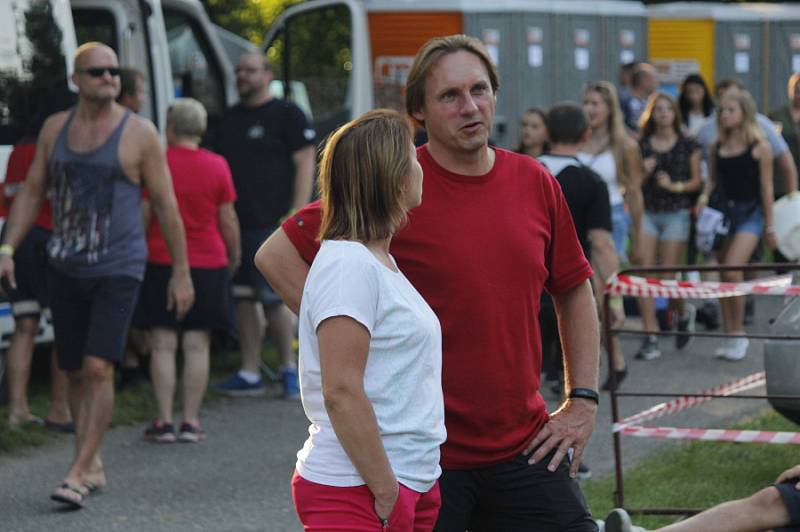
[701,90,775,361]
[579,80,643,388]
[634,92,702,360]
[291,109,445,530]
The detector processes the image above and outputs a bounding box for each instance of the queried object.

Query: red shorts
[292,471,441,531]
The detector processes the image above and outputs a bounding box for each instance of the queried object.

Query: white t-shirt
[577,149,625,206]
[296,240,446,493]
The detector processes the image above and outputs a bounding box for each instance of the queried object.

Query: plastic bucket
[773,193,800,260]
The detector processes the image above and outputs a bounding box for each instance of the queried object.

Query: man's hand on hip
[523,398,598,478]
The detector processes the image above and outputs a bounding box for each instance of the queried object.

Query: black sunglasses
[78,67,121,78]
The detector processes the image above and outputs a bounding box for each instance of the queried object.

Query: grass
[582,408,800,528]
[0,342,281,454]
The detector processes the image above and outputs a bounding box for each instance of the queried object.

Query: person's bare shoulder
[753,138,773,161]
[125,113,160,143]
[39,111,71,146]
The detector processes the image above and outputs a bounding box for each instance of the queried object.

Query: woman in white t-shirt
[291,109,446,531]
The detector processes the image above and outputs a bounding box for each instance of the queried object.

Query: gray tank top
[47,107,147,280]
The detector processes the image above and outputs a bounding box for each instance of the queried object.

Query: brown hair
[583,80,631,191]
[318,109,414,243]
[639,92,683,140]
[405,34,500,127]
[717,90,764,146]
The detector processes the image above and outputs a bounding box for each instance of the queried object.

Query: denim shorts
[727,200,764,236]
[232,227,283,306]
[47,267,141,372]
[611,203,630,260]
[642,209,691,241]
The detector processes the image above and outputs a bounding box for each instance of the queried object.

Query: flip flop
[83,480,101,494]
[45,420,76,433]
[50,482,88,509]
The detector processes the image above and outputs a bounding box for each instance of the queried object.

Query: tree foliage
[201,0,303,44]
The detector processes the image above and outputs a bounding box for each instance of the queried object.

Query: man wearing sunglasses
[0,42,195,510]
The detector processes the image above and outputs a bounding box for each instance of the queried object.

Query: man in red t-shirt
[257,36,600,531]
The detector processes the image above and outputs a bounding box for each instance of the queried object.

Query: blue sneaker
[280,367,300,400]
[214,373,266,397]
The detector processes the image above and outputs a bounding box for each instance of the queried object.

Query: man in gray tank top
[0,42,194,510]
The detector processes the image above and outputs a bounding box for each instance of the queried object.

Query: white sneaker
[714,337,736,357]
[721,336,749,361]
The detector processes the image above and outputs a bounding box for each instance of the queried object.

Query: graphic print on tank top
[48,159,115,265]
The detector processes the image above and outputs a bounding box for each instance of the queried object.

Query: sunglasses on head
[78,67,121,78]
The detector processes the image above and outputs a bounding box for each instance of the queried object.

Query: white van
[0,0,250,349]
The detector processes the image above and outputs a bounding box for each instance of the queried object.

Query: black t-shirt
[640,136,699,212]
[538,154,612,259]
[215,99,315,229]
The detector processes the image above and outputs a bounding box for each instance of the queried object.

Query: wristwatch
[568,387,599,405]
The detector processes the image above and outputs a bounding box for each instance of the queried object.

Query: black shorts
[232,227,282,306]
[0,225,51,319]
[47,267,141,372]
[776,479,800,531]
[134,263,236,334]
[434,451,597,532]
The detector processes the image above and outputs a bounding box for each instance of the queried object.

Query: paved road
[0,297,789,531]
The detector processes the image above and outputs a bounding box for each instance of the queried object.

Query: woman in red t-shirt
[136,98,241,442]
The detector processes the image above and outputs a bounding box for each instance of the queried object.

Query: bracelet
[0,243,14,257]
[674,182,685,194]
[697,193,709,205]
[568,387,599,405]
[609,297,623,310]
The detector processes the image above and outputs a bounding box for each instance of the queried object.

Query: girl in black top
[633,92,702,361]
[701,89,776,361]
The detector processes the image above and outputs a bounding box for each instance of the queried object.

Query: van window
[72,8,118,52]
[268,4,352,141]
[163,8,225,121]
[0,0,73,147]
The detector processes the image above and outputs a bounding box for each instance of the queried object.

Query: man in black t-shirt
[538,103,626,408]
[215,53,315,398]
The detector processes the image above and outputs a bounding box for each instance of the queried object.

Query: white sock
[238,370,261,384]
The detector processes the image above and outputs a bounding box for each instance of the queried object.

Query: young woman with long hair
[701,90,776,361]
[633,92,702,361]
[678,74,715,139]
[579,80,643,388]
[516,107,550,158]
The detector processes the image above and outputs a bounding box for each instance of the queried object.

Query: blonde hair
[167,98,207,139]
[405,34,500,128]
[73,41,116,70]
[584,81,630,191]
[717,90,764,146]
[639,92,683,140]
[318,109,414,243]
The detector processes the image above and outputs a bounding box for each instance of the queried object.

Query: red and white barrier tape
[605,273,799,299]
[619,425,800,444]
[613,372,766,432]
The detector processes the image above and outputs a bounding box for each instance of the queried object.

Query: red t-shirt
[283,146,593,469]
[147,146,236,268]
[2,142,53,230]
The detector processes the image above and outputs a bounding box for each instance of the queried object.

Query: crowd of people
[516,61,800,380]
[2,32,799,531]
